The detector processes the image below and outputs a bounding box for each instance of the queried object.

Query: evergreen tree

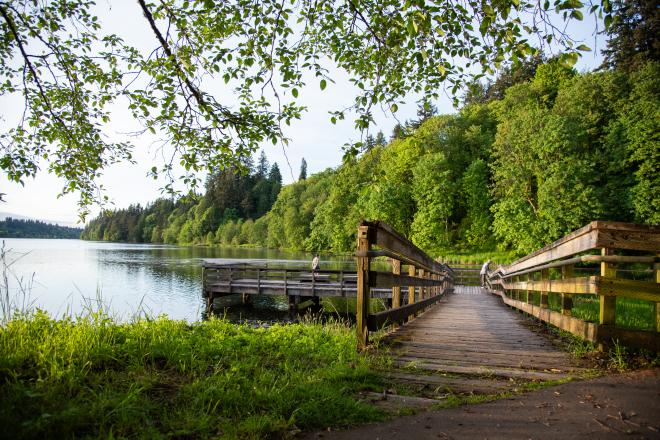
[374,131,386,146]
[256,150,269,178]
[299,158,307,180]
[601,0,660,72]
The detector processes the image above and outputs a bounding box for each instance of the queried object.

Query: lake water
[0,239,353,322]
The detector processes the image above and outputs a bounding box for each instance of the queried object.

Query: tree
[601,0,660,72]
[0,0,605,216]
[374,131,386,147]
[299,158,308,180]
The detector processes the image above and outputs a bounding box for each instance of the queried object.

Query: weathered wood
[504,276,597,294]
[596,277,660,302]
[408,264,416,319]
[369,271,446,288]
[503,221,660,275]
[599,248,617,326]
[560,264,574,315]
[362,220,446,274]
[391,259,401,310]
[367,289,447,330]
[356,225,371,349]
[540,269,549,309]
[655,254,660,333]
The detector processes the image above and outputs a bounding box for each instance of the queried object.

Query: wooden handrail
[355,220,454,348]
[485,221,660,351]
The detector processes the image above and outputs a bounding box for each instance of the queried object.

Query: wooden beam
[363,220,446,273]
[408,264,416,320]
[504,276,597,295]
[392,259,401,310]
[561,265,574,315]
[502,221,660,275]
[540,269,549,309]
[367,289,447,330]
[655,254,660,333]
[600,248,617,326]
[369,271,446,288]
[356,225,371,349]
[596,277,660,302]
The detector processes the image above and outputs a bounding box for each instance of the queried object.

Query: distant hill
[0,217,82,239]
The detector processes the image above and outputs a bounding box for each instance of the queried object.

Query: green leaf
[390,103,398,113]
[570,10,583,20]
[576,44,591,52]
[320,79,326,90]
[292,88,298,98]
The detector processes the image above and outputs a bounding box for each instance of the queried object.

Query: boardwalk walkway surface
[383,285,588,397]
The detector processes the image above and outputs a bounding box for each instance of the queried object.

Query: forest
[82,3,658,257]
[0,218,82,239]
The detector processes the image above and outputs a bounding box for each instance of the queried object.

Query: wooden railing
[355,220,454,348]
[486,221,660,351]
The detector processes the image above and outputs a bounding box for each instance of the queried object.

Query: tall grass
[0,242,387,439]
[0,311,386,439]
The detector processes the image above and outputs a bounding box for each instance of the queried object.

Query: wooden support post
[392,259,401,309]
[540,269,549,309]
[356,225,372,349]
[419,269,425,300]
[560,264,574,315]
[654,254,659,332]
[599,248,617,326]
[526,273,533,306]
[408,264,416,319]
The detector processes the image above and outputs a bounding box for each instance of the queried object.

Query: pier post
[356,225,372,349]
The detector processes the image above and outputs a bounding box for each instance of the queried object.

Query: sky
[1,1,605,226]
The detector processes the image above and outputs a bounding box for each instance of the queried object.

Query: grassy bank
[0,312,387,439]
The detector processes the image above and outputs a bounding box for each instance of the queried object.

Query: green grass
[0,311,387,439]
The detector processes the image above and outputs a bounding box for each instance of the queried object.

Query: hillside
[82,59,659,257]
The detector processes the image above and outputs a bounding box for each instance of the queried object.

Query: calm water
[1,239,352,322]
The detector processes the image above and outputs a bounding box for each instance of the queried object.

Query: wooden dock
[384,285,587,396]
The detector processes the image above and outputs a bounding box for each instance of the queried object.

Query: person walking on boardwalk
[480,260,492,287]
[312,254,320,280]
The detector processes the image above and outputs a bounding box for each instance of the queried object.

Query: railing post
[654,253,659,332]
[408,264,416,320]
[526,273,532,306]
[599,248,616,326]
[356,225,372,349]
[560,264,574,315]
[392,259,401,309]
[540,269,549,309]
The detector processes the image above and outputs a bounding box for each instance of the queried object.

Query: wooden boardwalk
[384,285,588,396]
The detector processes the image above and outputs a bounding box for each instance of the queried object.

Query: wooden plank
[502,221,660,275]
[369,271,446,288]
[561,264,574,315]
[356,225,371,349]
[364,220,445,273]
[393,359,573,381]
[498,293,599,342]
[503,276,597,294]
[408,264,416,319]
[600,248,616,326]
[392,259,401,310]
[367,289,447,330]
[596,277,660,302]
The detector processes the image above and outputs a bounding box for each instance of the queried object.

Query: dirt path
[302,369,660,440]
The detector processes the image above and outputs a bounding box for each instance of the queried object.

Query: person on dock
[312,254,320,280]
[480,260,491,287]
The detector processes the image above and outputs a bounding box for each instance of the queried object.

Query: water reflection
[2,238,352,322]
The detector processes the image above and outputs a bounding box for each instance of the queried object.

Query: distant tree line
[81,151,282,244]
[0,218,82,239]
[83,1,658,255]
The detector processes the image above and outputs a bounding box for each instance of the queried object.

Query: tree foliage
[1,0,606,215]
